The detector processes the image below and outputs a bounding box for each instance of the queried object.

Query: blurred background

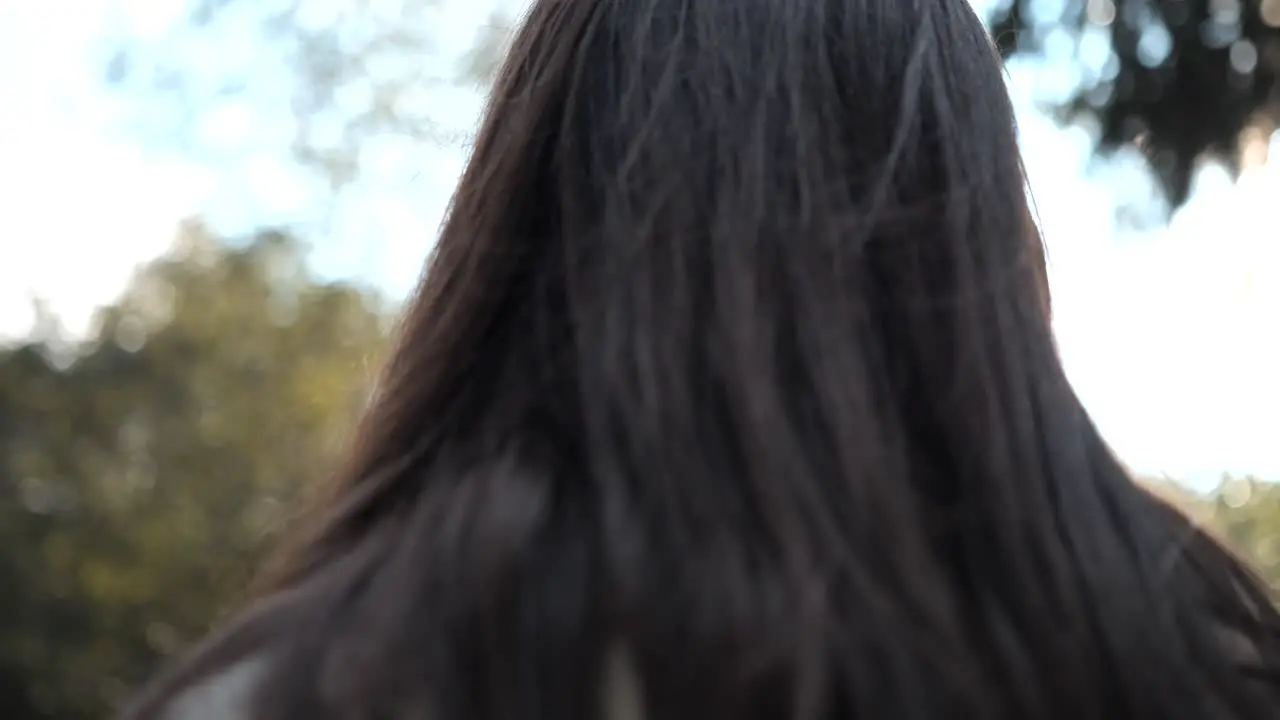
[0,0,1278,715]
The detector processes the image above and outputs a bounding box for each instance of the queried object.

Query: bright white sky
[0,0,1277,489]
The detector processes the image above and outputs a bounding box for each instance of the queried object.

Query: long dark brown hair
[125,0,1280,717]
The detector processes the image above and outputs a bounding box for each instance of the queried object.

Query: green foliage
[1208,476,1280,589]
[1144,475,1280,589]
[0,222,391,718]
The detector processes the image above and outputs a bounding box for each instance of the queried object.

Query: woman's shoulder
[120,595,291,720]
[149,654,270,720]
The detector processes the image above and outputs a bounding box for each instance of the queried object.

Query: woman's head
[126,0,1277,718]
[362,0,1053,551]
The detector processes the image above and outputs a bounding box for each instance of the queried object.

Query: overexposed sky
[0,0,1277,489]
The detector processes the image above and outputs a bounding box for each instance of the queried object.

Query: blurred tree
[991,0,1280,205]
[1207,475,1280,589]
[1142,474,1280,589]
[105,0,503,192]
[0,222,391,718]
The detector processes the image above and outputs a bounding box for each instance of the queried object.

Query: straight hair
[126,0,1280,717]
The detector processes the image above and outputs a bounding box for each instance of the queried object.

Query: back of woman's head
[125,0,1280,717]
